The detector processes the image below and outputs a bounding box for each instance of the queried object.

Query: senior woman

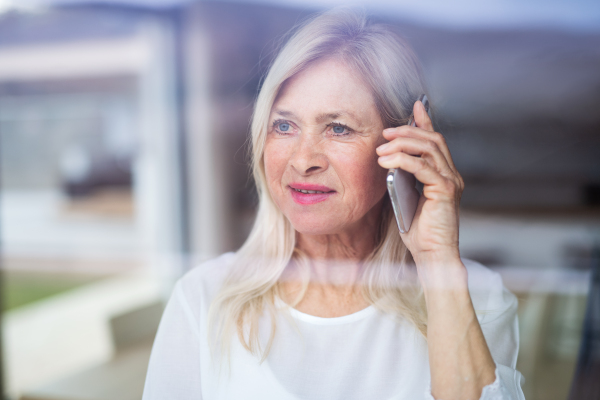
[143,8,525,400]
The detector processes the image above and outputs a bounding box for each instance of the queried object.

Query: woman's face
[264,58,388,236]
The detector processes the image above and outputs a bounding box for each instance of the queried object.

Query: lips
[288,183,336,205]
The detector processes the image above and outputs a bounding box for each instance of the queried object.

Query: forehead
[272,58,380,127]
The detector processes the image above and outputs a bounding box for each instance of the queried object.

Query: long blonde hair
[208,7,429,363]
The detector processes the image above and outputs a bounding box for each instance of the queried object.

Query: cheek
[263,140,289,193]
[335,144,387,203]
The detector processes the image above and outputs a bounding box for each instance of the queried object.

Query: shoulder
[462,258,518,325]
[176,252,236,310]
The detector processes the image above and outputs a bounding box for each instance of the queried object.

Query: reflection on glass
[0,2,599,400]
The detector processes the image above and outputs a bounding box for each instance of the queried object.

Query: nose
[289,132,329,176]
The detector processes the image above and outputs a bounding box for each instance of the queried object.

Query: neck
[283,198,384,295]
[279,197,386,316]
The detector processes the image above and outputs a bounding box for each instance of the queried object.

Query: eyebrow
[273,109,298,119]
[273,109,361,125]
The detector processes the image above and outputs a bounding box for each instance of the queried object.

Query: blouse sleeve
[425,263,526,400]
[142,280,203,400]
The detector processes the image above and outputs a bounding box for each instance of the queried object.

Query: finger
[414,100,433,132]
[378,152,456,199]
[382,126,458,173]
[376,136,453,177]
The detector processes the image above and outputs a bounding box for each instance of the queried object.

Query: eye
[271,119,295,135]
[332,125,345,134]
[328,122,353,137]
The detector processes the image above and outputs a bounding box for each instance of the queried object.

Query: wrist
[413,252,468,292]
[412,249,462,269]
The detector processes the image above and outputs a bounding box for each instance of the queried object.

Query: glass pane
[2,2,599,400]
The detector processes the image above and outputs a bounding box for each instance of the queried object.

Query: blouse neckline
[275,297,377,325]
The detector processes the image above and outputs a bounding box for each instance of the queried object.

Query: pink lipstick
[288,183,336,205]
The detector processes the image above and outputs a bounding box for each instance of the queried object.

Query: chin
[286,214,345,236]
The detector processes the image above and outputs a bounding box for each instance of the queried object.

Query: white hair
[208,7,429,363]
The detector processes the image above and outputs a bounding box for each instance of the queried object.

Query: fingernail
[379,155,392,162]
[377,143,389,152]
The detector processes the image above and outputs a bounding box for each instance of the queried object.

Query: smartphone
[386,94,430,233]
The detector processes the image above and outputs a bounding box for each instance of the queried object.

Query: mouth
[288,183,336,205]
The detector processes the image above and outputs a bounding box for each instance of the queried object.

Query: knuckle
[443,179,456,192]
[415,157,428,170]
[425,140,438,152]
[433,132,446,145]
[456,173,465,189]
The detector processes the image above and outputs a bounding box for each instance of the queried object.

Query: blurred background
[0,0,598,399]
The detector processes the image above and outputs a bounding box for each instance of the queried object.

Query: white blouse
[143,253,525,400]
